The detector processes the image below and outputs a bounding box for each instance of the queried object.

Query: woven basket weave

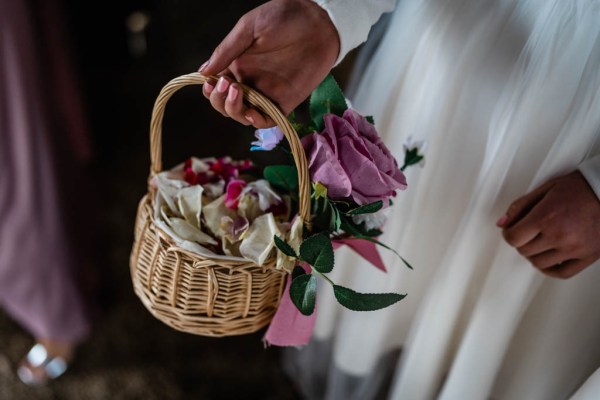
[130,73,311,337]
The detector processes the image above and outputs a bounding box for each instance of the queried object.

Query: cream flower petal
[177,185,203,228]
[190,156,213,173]
[239,213,281,266]
[154,174,188,215]
[276,216,304,272]
[167,217,217,245]
[237,194,262,222]
[244,180,282,211]
[203,180,225,199]
[203,195,237,238]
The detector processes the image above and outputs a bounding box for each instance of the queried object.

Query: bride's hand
[199,0,340,128]
[497,171,600,279]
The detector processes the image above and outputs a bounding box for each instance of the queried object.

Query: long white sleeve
[312,0,396,64]
[579,154,600,200]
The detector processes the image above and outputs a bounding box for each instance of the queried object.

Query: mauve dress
[0,0,91,342]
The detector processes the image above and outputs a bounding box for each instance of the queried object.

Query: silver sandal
[17,343,68,386]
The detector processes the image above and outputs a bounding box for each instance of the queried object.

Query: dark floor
[0,1,356,398]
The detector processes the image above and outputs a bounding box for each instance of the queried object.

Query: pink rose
[301,109,407,205]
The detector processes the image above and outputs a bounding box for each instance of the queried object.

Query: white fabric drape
[285,1,600,399]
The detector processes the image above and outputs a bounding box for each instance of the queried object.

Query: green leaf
[340,217,381,237]
[292,265,306,280]
[366,115,375,125]
[347,200,384,215]
[311,197,336,234]
[330,203,342,232]
[400,256,414,270]
[288,112,316,138]
[401,148,425,171]
[309,74,348,131]
[362,236,413,270]
[290,274,317,315]
[299,233,334,273]
[264,165,298,191]
[333,285,406,311]
[274,235,297,258]
[339,217,412,269]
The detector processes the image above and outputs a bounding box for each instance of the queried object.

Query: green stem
[314,269,334,286]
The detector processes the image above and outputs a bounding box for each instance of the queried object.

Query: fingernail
[216,77,229,93]
[496,215,508,227]
[199,60,209,72]
[227,85,239,102]
[204,81,214,94]
[245,114,254,124]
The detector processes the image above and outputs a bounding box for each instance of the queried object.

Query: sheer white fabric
[312,0,395,63]
[285,1,600,399]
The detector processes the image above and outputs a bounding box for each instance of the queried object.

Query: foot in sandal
[17,340,74,386]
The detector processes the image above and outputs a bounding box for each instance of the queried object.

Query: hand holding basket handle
[131,72,311,337]
[199,0,340,128]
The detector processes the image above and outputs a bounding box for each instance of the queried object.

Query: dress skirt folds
[0,0,90,342]
[285,0,600,399]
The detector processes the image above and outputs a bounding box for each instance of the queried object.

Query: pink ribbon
[332,238,387,272]
[263,239,385,346]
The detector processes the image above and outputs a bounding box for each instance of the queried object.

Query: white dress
[286,1,600,399]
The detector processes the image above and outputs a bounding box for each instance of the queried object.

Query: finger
[244,108,275,129]
[199,15,254,75]
[516,234,553,258]
[542,259,590,279]
[209,77,232,117]
[528,249,563,270]
[202,80,216,99]
[224,84,252,126]
[502,219,540,248]
[497,180,553,228]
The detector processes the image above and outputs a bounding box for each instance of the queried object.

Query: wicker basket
[130,73,311,337]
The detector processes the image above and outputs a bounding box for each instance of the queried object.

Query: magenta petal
[225,179,246,209]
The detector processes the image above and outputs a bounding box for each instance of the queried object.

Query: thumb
[199,16,255,75]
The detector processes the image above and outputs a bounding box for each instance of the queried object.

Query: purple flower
[250,127,284,151]
[301,109,407,205]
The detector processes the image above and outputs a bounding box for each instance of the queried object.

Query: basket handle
[149,72,311,227]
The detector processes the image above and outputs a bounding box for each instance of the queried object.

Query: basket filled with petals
[130,72,423,341]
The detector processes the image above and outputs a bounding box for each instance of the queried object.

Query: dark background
[0,1,355,398]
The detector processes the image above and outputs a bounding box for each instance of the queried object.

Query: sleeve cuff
[312,0,396,65]
[579,154,600,200]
